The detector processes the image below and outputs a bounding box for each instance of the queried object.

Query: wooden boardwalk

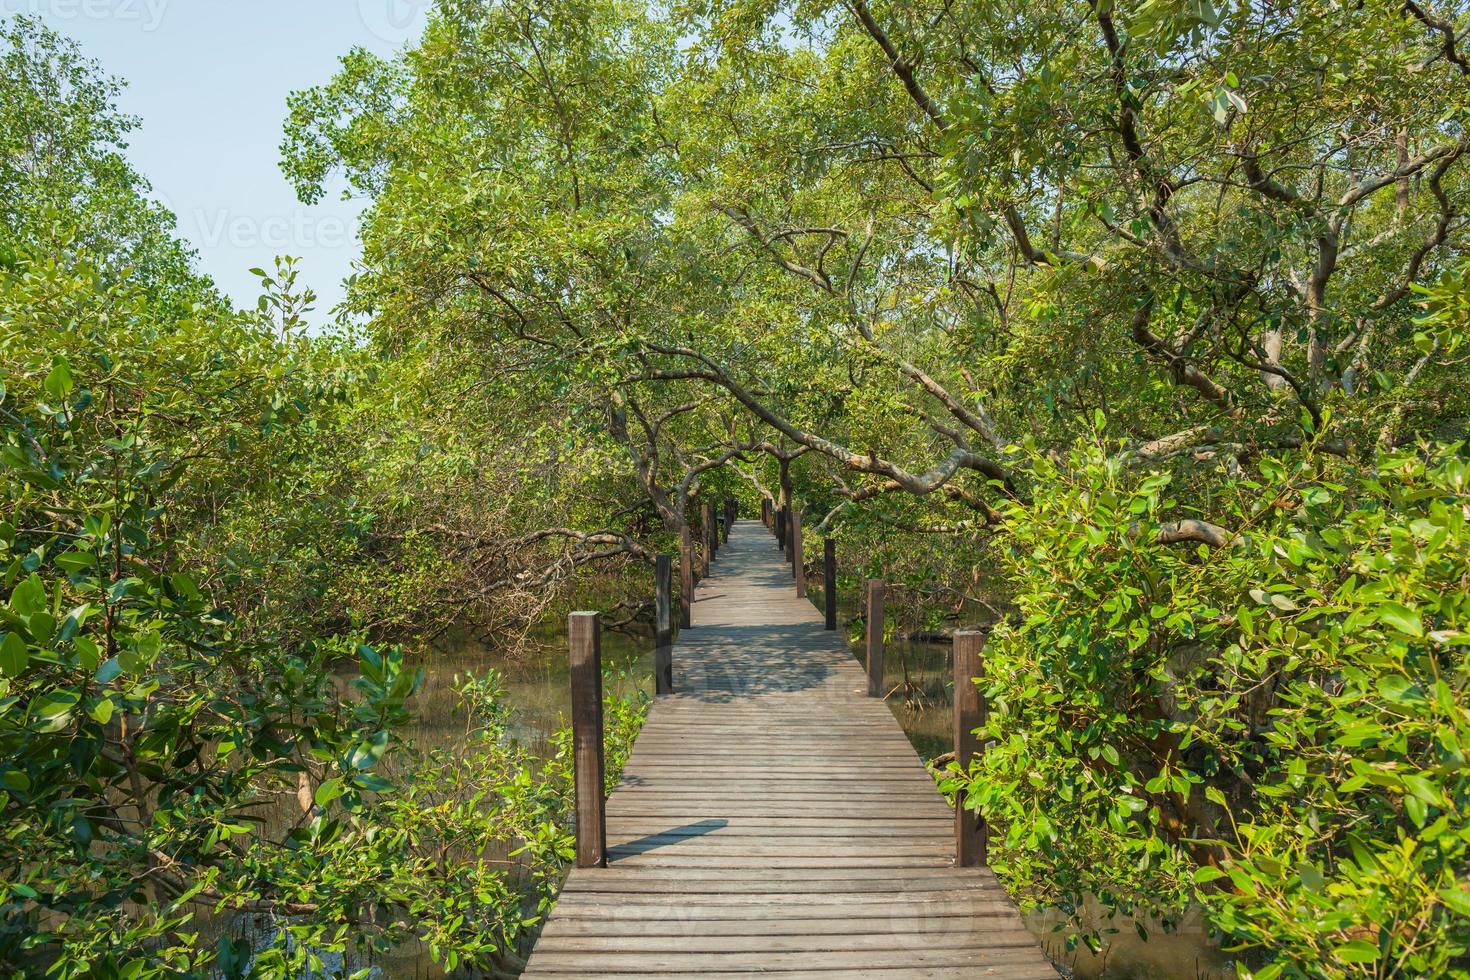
[521,520,1057,979]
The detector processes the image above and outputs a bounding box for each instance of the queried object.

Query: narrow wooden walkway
[521,520,1058,979]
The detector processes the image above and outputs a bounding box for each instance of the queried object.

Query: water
[315,589,1231,977]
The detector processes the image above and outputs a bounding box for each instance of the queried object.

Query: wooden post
[784,506,795,569]
[792,509,806,596]
[679,523,693,629]
[724,498,734,542]
[824,539,837,630]
[776,506,786,550]
[569,612,607,869]
[954,630,988,867]
[865,580,885,698]
[655,555,673,695]
[761,498,770,528]
[698,503,711,580]
[704,501,717,563]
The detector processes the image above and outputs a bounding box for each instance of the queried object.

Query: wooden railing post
[954,630,988,867]
[704,500,717,563]
[655,554,673,695]
[705,505,717,575]
[865,580,885,698]
[679,523,693,629]
[776,506,786,550]
[784,506,795,568]
[824,539,837,630]
[792,509,806,596]
[569,611,607,869]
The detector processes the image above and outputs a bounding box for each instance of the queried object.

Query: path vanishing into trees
[521,520,1058,978]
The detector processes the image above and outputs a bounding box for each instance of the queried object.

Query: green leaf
[1193,865,1226,883]
[1401,773,1442,806]
[43,355,74,400]
[10,574,45,616]
[314,777,344,807]
[89,699,114,725]
[1333,939,1381,963]
[27,611,53,646]
[1376,675,1425,703]
[1378,602,1424,637]
[1439,887,1470,917]
[55,551,97,573]
[31,691,78,732]
[0,632,28,677]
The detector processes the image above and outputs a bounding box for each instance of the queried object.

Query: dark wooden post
[698,503,711,580]
[776,506,786,550]
[761,498,770,528]
[569,612,607,869]
[865,580,885,698]
[824,539,837,630]
[655,555,673,695]
[704,500,717,563]
[679,523,693,628]
[954,630,988,867]
[792,509,806,596]
[784,506,795,568]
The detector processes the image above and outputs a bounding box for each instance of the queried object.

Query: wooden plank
[532,930,1044,953]
[523,947,1051,972]
[544,899,1029,922]
[549,886,1013,910]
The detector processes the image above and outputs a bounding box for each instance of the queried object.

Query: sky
[8,0,433,317]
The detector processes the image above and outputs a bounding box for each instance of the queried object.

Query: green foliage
[0,16,214,310]
[0,239,650,976]
[956,440,1470,975]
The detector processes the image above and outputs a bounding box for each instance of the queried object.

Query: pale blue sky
[11,1,432,317]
